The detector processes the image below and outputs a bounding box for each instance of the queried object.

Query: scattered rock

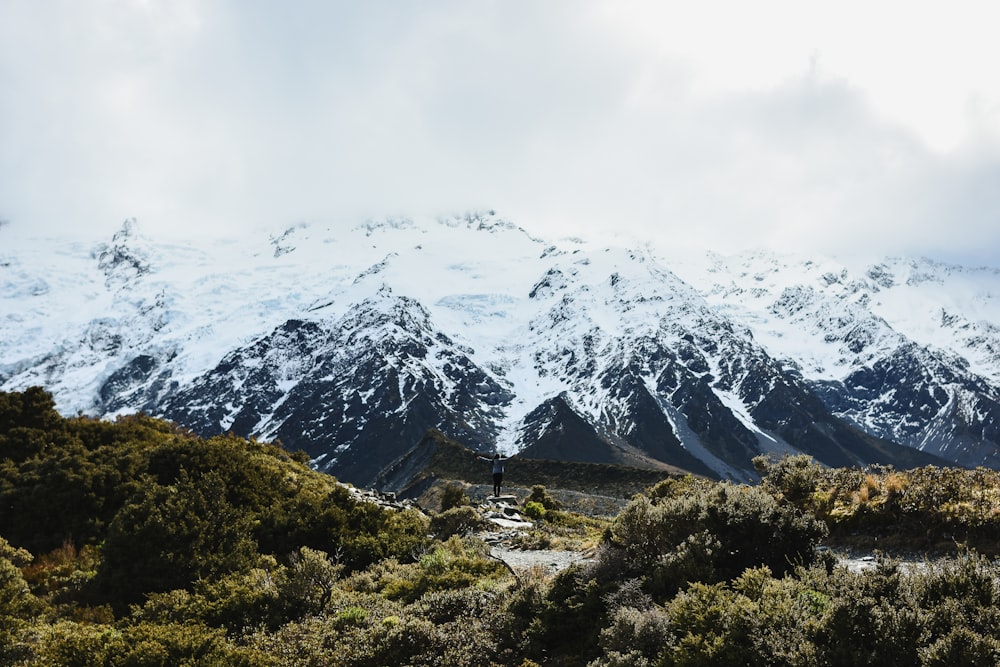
[350,481,590,575]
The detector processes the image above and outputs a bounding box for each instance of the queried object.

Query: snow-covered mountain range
[4,213,999,486]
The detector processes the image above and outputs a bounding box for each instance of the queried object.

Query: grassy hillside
[377,428,686,500]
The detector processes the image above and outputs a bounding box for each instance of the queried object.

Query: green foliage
[335,605,368,626]
[31,620,268,666]
[277,547,344,619]
[0,536,42,663]
[662,581,759,666]
[647,474,716,501]
[339,506,431,571]
[506,503,608,553]
[0,386,64,459]
[523,565,611,663]
[0,389,431,604]
[0,404,194,556]
[597,604,670,664]
[519,485,564,522]
[136,567,276,634]
[584,554,1000,667]
[526,484,562,510]
[18,390,1000,665]
[362,537,506,604]
[439,483,469,511]
[606,482,827,599]
[919,627,1000,666]
[20,540,103,619]
[522,501,547,520]
[754,453,825,503]
[757,455,1000,554]
[132,548,343,633]
[245,585,515,666]
[97,469,259,608]
[430,505,487,539]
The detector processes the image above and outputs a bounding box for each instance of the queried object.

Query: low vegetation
[6,388,1000,664]
[755,454,1000,555]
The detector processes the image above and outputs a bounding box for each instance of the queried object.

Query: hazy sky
[2,1,999,264]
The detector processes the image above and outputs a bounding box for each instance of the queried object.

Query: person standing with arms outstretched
[478,453,513,497]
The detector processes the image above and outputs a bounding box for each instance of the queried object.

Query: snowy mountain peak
[3,217,1000,484]
[95,218,153,288]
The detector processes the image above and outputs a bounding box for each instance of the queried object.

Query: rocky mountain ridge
[3,214,998,485]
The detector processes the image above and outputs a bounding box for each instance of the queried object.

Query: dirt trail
[489,546,593,575]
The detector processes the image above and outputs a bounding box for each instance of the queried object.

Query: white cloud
[1,0,999,265]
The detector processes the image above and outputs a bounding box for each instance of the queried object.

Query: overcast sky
[2,0,999,265]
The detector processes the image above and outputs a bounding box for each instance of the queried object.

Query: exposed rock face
[159,295,515,485]
[5,216,999,486]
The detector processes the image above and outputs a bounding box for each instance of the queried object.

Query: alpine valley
[3,213,1000,487]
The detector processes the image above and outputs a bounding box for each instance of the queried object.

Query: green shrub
[335,605,368,627]
[430,506,486,539]
[96,469,259,609]
[411,587,503,625]
[20,541,101,611]
[588,650,653,667]
[597,605,670,663]
[519,565,611,664]
[755,454,825,503]
[919,626,1000,666]
[374,537,507,604]
[440,483,470,512]
[647,475,715,501]
[606,482,827,599]
[136,547,348,632]
[354,612,508,667]
[1,537,42,663]
[522,501,547,520]
[341,506,431,571]
[34,620,268,666]
[245,587,514,667]
[0,386,65,461]
[276,547,344,619]
[525,485,562,511]
[809,561,924,666]
[661,581,758,666]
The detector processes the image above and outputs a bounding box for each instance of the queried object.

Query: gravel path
[490,546,593,575]
[490,547,930,577]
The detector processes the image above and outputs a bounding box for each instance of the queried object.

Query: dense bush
[525,484,563,511]
[352,536,507,604]
[97,469,259,608]
[756,454,1000,554]
[519,485,564,523]
[0,537,40,664]
[521,564,612,663]
[31,620,268,666]
[581,553,1000,667]
[604,481,827,599]
[440,483,470,511]
[430,505,488,539]
[522,500,547,520]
